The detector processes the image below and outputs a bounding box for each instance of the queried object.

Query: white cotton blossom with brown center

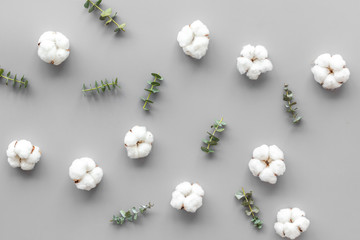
[6,140,41,171]
[37,31,70,65]
[170,181,204,213]
[274,208,310,239]
[248,144,285,184]
[124,126,154,159]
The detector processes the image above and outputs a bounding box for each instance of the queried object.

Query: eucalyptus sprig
[235,188,263,229]
[111,202,154,225]
[141,73,163,111]
[201,117,226,153]
[0,68,28,88]
[283,84,302,124]
[82,78,119,94]
[84,0,126,33]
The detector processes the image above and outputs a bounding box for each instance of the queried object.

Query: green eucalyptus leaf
[96,0,102,5]
[0,69,4,76]
[201,147,209,153]
[235,191,244,200]
[105,19,112,25]
[101,8,112,17]
[84,0,90,8]
[88,5,95,13]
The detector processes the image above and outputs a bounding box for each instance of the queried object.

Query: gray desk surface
[0,0,358,239]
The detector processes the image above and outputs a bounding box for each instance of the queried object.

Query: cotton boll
[240,44,255,59]
[6,140,41,171]
[183,194,203,213]
[330,54,346,71]
[312,53,349,90]
[237,57,253,74]
[334,68,350,83]
[253,144,269,161]
[170,191,185,209]
[249,158,266,176]
[275,208,310,239]
[269,145,284,160]
[283,222,301,239]
[177,25,194,47]
[124,126,154,159]
[314,53,331,68]
[259,167,277,184]
[37,31,70,65]
[322,74,341,90]
[254,45,268,60]
[269,160,286,176]
[69,157,103,191]
[311,65,330,84]
[171,182,204,213]
[177,20,210,59]
[175,181,192,196]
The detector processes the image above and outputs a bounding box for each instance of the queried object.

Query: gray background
[0,0,358,239]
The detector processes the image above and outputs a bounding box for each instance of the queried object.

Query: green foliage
[0,67,28,88]
[82,78,120,94]
[201,117,226,153]
[83,0,126,33]
[141,73,163,111]
[283,84,302,124]
[235,188,263,229]
[111,202,154,225]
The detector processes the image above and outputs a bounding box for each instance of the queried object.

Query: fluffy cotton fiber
[311,53,350,90]
[274,208,310,239]
[124,126,154,159]
[69,157,103,191]
[37,31,70,65]
[177,20,210,59]
[248,144,285,184]
[170,181,204,213]
[7,140,41,171]
[237,44,273,80]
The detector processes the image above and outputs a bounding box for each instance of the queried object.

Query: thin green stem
[88,0,124,30]
[242,188,255,219]
[285,88,296,118]
[143,76,158,110]
[82,82,116,92]
[206,117,223,150]
[1,75,26,85]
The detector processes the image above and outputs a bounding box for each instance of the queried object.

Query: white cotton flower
[177,20,210,59]
[311,53,350,90]
[124,126,154,159]
[237,44,273,80]
[6,140,41,171]
[274,208,310,239]
[37,31,70,65]
[170,182,204,213]
[248,144,285,184]
[69,157,103,191]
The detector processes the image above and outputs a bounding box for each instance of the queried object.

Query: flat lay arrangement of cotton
[37,31,70,65]
[124,125,154,159]
[170,182,205,213]
[274,208,310,239]
[237,44,273,80]
[69,157,103,191]
[248,144,286,184]
[6,140,41,171]
[177,20,210,59]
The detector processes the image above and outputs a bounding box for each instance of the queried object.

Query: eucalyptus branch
[82,78,119,94]
[0,68,28,88]
[111,202,154,225]
[201,117,226,153]
[84,0,126,33]
[283,84,302,124]
[235,188,263,229]
[141,73,163,111]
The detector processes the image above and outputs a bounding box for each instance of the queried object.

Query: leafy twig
[111,202,154,225]
[283,84,302,123]
[235,188,263,229]
[201,117,226,153]
[0,68,28,88]
[82,78,119,94]
[84,0,126,33]
[141,73,163,111]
